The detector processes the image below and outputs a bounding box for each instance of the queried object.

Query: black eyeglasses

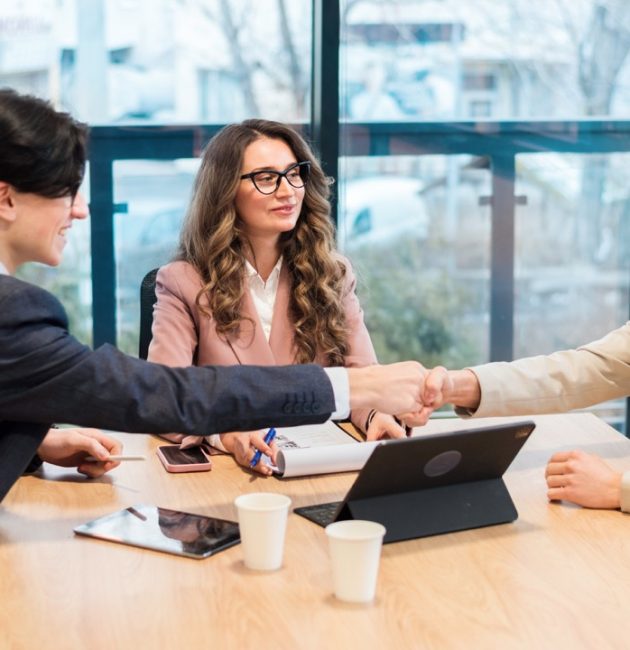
[240,161,310,195]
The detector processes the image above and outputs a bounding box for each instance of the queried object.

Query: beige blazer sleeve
[468,322,630,418]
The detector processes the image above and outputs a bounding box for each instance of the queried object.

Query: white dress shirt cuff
[324,367,350,420]
[207,434,228,453]
[620,471,630,513]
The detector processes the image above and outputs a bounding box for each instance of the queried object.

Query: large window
[1,0,312,125]
[340,0,630,122]
[338,0,630,427]
[3,0,312,347]
[113,159,199,354]
[4,0,630,426]
[337,153,491,369]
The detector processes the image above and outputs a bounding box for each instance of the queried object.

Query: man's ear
[0,182,17,223]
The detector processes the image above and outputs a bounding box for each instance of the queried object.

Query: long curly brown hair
[176,119,349,365]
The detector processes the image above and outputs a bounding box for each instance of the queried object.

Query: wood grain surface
[1,413,629,650]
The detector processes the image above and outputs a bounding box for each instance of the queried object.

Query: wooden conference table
[1,413,630,650]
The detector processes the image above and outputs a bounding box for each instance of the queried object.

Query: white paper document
[271,422,380,478]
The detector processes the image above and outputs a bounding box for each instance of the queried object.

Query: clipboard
[294,420,535,543]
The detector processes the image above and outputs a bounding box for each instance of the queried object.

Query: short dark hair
[0,88,88,198]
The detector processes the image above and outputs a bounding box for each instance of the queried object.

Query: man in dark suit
[0,89,426,501]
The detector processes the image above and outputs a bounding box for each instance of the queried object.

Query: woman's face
[235,137,306,240]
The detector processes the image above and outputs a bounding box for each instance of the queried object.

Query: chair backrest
[139,267,159,359]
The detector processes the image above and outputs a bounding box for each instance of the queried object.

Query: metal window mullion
[489,153,517,362]
[311,0,340,226]
[88,139,117,348]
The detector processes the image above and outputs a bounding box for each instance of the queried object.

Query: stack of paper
[271,422,379,478]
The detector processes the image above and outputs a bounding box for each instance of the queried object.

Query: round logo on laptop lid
[423,450,462,477]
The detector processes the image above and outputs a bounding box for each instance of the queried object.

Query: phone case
[156,446,212,473]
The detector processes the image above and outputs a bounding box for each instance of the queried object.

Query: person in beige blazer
[149,119,408,474]
[402,324,630,512]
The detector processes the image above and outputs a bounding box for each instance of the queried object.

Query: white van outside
[338,176,429,251]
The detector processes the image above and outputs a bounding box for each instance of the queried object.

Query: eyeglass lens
[251,162,309,194]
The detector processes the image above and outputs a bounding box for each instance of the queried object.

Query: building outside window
[3,0,630,427]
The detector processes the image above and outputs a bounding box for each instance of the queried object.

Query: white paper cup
[325,520,386,603]
[234,492,291,571]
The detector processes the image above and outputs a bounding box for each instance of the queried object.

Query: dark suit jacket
[0,276,335,501]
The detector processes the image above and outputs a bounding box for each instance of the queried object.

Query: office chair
[139,267,159,359]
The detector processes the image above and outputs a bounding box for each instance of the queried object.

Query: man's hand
[545,449,622,509]
[347,361,427,415]
[397,366,482,428]
[37,428,123,478]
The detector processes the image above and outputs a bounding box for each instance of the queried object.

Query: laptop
[294,420,535,543]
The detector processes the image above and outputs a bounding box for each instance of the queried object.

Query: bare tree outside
[339,0,630,396]
[3,0,629,423]
[178,0,310,120]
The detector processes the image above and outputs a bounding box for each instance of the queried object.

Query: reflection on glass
[157,508,238,556]
[114,159,198,355]
[3,0,313,347]
[0,0,312,124]
[341,1,630,121]
[514,152,630,355]
[338,154,491,370]
[339,0,630,429]
[515,151,630,428]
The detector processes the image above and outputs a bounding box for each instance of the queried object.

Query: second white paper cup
[234,492,291,571]
[325,519,386,603]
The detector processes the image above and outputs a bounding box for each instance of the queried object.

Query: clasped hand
[394,365,455,428]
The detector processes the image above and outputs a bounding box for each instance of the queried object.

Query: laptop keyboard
[294,501,342,527]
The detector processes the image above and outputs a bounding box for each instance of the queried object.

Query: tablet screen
[74,505,240,559]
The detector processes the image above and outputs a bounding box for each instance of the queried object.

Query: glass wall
[113,159,199,354]
[338,153,492,368]
[4,0,630,426]
[2,0,312,347]
[514,151,630,425]
[340,0,630,122]
[339,0,630,426]
[1,0,312,125]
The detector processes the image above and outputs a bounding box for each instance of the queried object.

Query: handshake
[348,363,480,426]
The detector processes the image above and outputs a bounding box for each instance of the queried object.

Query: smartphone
[157,445,212,473]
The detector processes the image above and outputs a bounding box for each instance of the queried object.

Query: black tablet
[74,504,240,559]
[295,420,536,543]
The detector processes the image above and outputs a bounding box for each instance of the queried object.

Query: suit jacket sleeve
[466,323,630,417]
[0,421,49,503]
[0,278,336,435]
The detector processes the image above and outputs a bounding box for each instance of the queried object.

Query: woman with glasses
[148,119,408,474]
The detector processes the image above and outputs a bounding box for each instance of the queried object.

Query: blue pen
[249,427,277,468]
